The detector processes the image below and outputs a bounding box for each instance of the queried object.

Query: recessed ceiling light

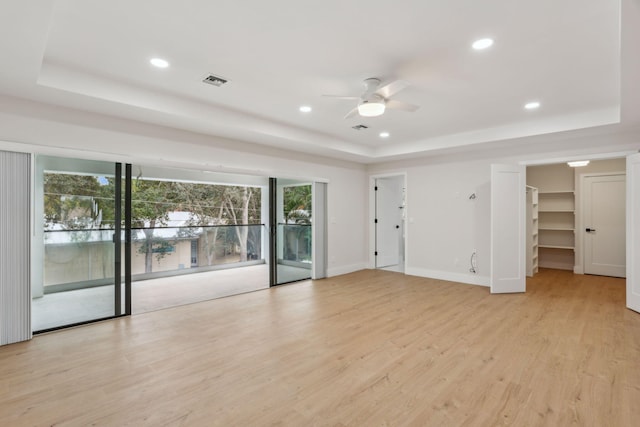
[150,58,169,68]
[472,38,494,50]
[524,101,541,110]
[379,132,390,138]
[299,105,312,113]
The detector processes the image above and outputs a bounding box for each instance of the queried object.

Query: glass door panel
[33,156,121,332]
[272,179,312,285]
[276,223,312,283]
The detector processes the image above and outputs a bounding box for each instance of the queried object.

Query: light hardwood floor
[1,269,639,426]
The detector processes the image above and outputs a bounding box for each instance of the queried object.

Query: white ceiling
[0,1,628,163]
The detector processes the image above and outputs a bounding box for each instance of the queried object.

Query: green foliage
[44,173,103,229]
[130,178,178,228]
[282,185,312,262]
[283,185,311,224]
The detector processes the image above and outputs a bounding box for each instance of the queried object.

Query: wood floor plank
[1,268,639,426]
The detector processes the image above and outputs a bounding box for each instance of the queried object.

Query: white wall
[368,158,492,286]
[0,99,369,278]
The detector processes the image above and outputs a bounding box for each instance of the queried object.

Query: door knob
[395,225,400,229]
[586,228,596,232]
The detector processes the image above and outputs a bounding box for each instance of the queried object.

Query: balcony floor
[33,264,310,331]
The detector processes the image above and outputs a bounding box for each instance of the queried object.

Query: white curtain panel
[0,150,31,345]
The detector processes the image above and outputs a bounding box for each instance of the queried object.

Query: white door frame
[368,172,407,270]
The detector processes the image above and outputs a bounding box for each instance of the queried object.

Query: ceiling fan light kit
[324,77,419,119]
[358,99,386,117]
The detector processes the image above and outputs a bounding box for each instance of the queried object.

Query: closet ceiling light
[150,58,169,68]
[567,160,590,167]
[524,101,541,110]
[472,38,494,50]
[379,132,390,138]
[299,105,312,113]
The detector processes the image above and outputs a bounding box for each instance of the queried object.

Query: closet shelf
[526,186,539,277]
[539,227,575,231]
[528,166,576,272]
[539,244,575,250]
[539,190,575,194]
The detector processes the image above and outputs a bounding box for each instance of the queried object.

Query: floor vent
[203,74,228,87]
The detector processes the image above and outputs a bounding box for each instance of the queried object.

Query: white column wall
[312,182,328,279]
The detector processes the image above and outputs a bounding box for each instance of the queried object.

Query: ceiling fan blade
[386,99,420,112]
[376,80,410,98]
[344,107,359,119]
[322,94,360,100]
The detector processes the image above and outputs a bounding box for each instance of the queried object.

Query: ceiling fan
[324,78,420,119]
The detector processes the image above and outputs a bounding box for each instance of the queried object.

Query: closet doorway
[525,159,626,279]
[374,175,405,272]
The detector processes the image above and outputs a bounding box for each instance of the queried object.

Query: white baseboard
[405,267,490,287]
[327,262,368,278]
[326,264,491,287]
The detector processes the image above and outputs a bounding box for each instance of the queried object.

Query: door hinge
[375,251,378,256]
[375,186,378,191]
[374,218,378,223]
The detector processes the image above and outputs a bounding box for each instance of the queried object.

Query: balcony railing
[278,223,311,266]
[43,224,265,292]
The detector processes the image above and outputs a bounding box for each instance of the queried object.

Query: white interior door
[490,164,526,294]
[584,174,626,277]
[375,177,403,268]
[627,153,640,313]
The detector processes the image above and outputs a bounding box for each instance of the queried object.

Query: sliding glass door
[32,157,327,331]
[32,156,129,332]
[270,178,313,285]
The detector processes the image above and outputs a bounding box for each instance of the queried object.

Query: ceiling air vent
[352,124,369,130]
[202,74,228,87]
